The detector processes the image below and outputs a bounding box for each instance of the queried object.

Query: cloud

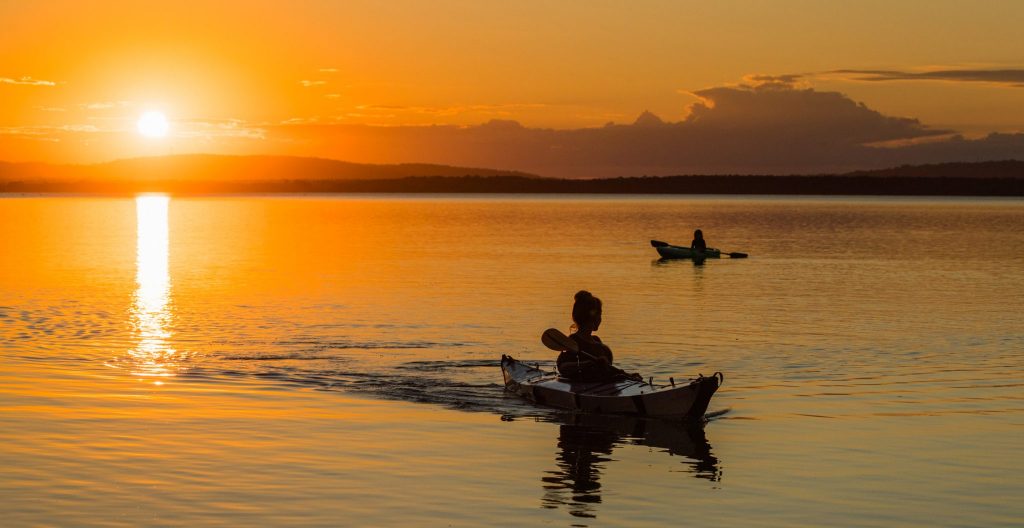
[59,124,101,133]
[80,101,134,110]
[0,126,51,138]
[873,132,1024,164]
[280,117,319,125]
[260,82,1023,177]
[0,117,275,162]
[754,67,1024,88]
[744,73,805,85]
[685,83,944,144]
[170,118,267,140]
[1,76,58,86]
[318,68,339,73]
[352,102,549,119]
[828,68,1024,88]
[5,77,1021,175]
[0,124,101,141]
[299,80,326,87]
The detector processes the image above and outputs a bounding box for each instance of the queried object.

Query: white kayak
[500,354,722,420]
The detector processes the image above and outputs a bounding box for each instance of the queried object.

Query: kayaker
[556,290,620,382]
[690,229,707,252]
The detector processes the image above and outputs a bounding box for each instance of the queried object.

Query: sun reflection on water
[130,194,176,377]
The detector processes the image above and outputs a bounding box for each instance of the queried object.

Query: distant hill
[843,160,1024,179]
[1,156,1022,195]
[0,154,537,193]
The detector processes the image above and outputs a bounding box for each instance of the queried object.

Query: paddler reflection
[540,413,720,519]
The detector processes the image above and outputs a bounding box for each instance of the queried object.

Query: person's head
[571,290,602,332]
[693,229,704,240]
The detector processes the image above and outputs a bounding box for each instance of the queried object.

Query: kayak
[650,239,748,259]
[656,245,721,259]
[500,354,722,420]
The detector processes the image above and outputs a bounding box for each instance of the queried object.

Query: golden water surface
[1,195,1022,527]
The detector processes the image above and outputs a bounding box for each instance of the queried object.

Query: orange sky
[2,0,1023,173]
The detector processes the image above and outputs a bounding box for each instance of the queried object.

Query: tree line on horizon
[0,156,1021,196]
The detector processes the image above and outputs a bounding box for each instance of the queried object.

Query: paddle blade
[541,328,579,352]
[727,252,748,258]
[650,239,670,247]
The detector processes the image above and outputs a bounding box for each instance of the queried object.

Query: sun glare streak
[131,194,176,377]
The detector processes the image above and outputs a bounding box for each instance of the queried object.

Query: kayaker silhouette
[691,229,707,252]
[556,291,637,382]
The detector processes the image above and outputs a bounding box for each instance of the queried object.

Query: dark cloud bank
[273,82,1024,178]
[831,68,1024,87]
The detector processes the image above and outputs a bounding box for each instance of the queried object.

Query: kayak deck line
[516,363,671,393]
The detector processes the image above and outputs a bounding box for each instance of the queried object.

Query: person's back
[556,291,620,382]
[691,229,707,251]
[557,333,615,382]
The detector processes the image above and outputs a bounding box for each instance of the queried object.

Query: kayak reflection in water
[556,291,633,382]
[541,414,720,519]
[541,422,617,518]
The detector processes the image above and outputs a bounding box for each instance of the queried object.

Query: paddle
[541,328,639,380]
[650,239,748,258]
[541,327,581,354]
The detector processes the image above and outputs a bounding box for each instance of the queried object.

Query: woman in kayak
[691,229,707,252]
[557,290,622,382]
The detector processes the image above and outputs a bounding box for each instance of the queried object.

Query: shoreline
[2,159,1022,197]
[2,174,1023,197]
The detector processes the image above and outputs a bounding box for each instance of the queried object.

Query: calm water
[1,195,1022,527]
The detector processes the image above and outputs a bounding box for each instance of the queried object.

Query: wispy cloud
[743,73,806,85]
[0,126,50,137]
[280,117,320,125]
[1,76,58,86]
[353,102,549,118]
[59,124,102,133]
[0,124,101,141]
[299,80,327,87]
[318,68,338,73]
[828,68,1024,87]
[174,118,266,140]
[743,68,1024,89]
[80,101,135,110]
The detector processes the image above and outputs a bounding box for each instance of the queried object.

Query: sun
[137,110,170,138]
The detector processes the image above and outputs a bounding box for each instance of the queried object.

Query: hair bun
[574,290,593,302]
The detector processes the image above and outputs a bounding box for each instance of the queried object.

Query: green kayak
[655,245,721,259]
